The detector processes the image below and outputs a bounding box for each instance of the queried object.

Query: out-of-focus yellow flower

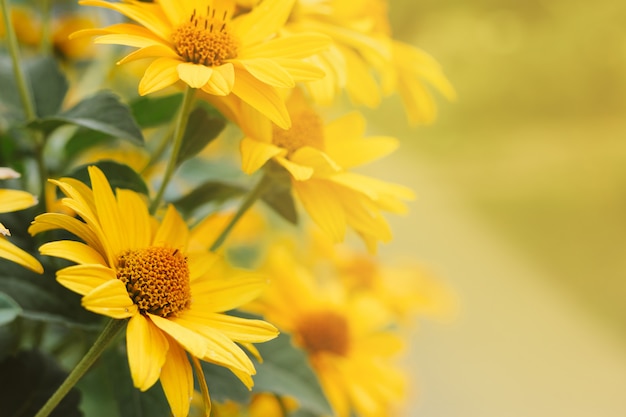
[29,166,278,417]
[52,14,99,61]
[0,6,42,47]
[189,208,267,252]
[240,89,414,252]
[74,0,330,129]
[247,243,407,417]
[0,168,43,273]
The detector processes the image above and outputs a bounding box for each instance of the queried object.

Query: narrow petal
[0,189,37,213]
[148,313,208,359]
[153,205,188,251]
[0,237,43,273]
[117,44,179,65]
[127,314,169,391]
[191,273,268,313]
[241,33,331,59]
[56,264,116,296]
[292,180,346,242]
[159,337,193,417]
[231,70,291,129]
[116,189,152,251]
[236,58,294,88]
[139,57,181,96]
[89,166,124,260]
[39,240,106,266]
[231,0,295,46]
[177,311,278,343]
[274,156,314,181]
[201,63,235,96]
[82,279,137,319]
[29,213,102,252]
[177,62,213,89]
[289,147,342,177]
[239,137,285,175]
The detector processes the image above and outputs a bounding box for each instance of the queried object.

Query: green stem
[34,319,126,417]
[39,0,52,54]
[0,0,36,120]
[209,172,272,252]
[141,120,176,175]
[149,86,196,214]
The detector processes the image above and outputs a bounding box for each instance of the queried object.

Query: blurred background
[365,0,626,415]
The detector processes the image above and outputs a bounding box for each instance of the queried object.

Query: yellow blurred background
[366,0,626,415]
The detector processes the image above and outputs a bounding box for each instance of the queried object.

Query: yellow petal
[274,156,314,181]
[239,137,285,175]
[148,313,208,359]
[153,205,188,251]
[241,33,331,60]
[127,314,169,391]
[237,58,294,88]
[159,337,193,417]
[116,189,152,251]
[292,180,346,242]
[177,62,213,89]
[324,111,365,140]
[325,136,399,169]
[82,279,137,319]
[29,213,102,253]
[231,70,291,129]
[56,264,116,295]
[39,240,106,266]
[0,237,43,273]
[177,311,278,343]
[289,147,341,176]
[139,57,181,96]
[157,0,186,27]
[89,166,124,261]
[191,273,268,313]
[273,57,327,81]
[117,44,179,65]
[201,63,235,96]
[231,0,295,46]
[93,33,164,48]
[0,189,37,213]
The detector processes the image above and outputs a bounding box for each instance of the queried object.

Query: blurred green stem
[149,86,196,214]
[34,319,126,417]
[39,0,52,53]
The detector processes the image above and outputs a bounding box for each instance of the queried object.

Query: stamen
[296,310,350,356]
[272,109,325,155]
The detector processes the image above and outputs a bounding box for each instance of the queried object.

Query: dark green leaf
[27,56,69,118]
[172,181,247,215]
[68,160,149,196]
[0,350,83,417]
[261,185,298,225]
[29,91,144,145]
[130,93,183,128]
[202,361,252,405]
[252,333,332,416]
[176,106,226,165]
[0,57,26,122]
[0,292,22,326]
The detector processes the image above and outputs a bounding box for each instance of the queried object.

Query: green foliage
[68,160,150,196]
[176,106,226,165]
[0,292,21,326]
[130,93,183,128]
[262,163,299,225]
[172,180,247,216]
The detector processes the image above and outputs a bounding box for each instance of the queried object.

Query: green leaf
[68,160,149,196]
[29,91,144,145]
[172,181,247,215]
[0,350,83,417]
[0,57,27,122]
[202,361,252,405]
[176,106,226,165]
[261,163,298,225]
[27,56,69,118]
[0,292,22,326]
[252,333,332,416]
[130,93,183,128]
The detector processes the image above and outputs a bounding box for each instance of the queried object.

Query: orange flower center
[172,7,239,66]
[116,247,191,317]
[296,310,350,356]
[272,109,325,155]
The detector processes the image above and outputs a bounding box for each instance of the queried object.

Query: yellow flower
[247,244,406,417]
[239,89,415,252]
[0,168,43,273]
[0,6,42,47]
[74,0,330,128]
[29,166,278,417]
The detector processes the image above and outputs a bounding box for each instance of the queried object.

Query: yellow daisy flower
[246,244,407,417]
[29,166,278,417]
[0,168,43,273]
[239,89,415,252]
[74,0,330,129]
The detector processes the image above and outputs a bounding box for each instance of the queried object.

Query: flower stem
[34,319,126,417]
[149,86,196,214]
[209,172,272,252]
[0,0,36,120]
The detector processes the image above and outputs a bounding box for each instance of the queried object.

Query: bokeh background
[367,0,626,415]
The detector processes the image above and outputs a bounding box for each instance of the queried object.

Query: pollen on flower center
[116,247,191,317]
[272,109,325,155]
[171,7,239,66]
[296,310,350,356]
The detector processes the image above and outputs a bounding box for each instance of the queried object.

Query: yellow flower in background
[246,244,407,417]
[0,6,42,47]
[0,168,43,273]
[29,166,278,417]
[240,89,415,252]
[74,0,330,129]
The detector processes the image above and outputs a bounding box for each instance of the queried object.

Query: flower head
[0,168,42,273]
[29,166,278,417]
[74,0,330,128]
[239,89,415,252]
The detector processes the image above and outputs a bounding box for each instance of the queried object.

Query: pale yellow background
[367,0,626,415]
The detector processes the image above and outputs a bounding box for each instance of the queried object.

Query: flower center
[172,7,239,66]
[116,247,191,318]
[296,310,350,356]
[272,109,325,155]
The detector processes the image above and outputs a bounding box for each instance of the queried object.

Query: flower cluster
[0,1,454,417]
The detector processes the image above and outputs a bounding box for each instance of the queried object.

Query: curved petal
[29,213,102,253]
[239,137,285,175]
[0,237,43,273]
[153,205,188,250]
[0,189,37,213]
[201,63,235,96]
[89,166,124,261]
[236,58,294,88]
[274,156,314,181]
[159,337,193,417]
[289,147,341,177]
[292,180,346,242]
[241,33,331,60]
[82,279,137,319]
[39,240,107,266]
[231,70,291,129]
[177,311,278,343]
[138,57,181,96]
[56,264,116,296]
[116,189,152,251]
[177,62,213,89]
[127,314,169,391]
[148,313,208,359]
[118,44,179,64]
[231,0,295,46]
[191,273,268,313]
